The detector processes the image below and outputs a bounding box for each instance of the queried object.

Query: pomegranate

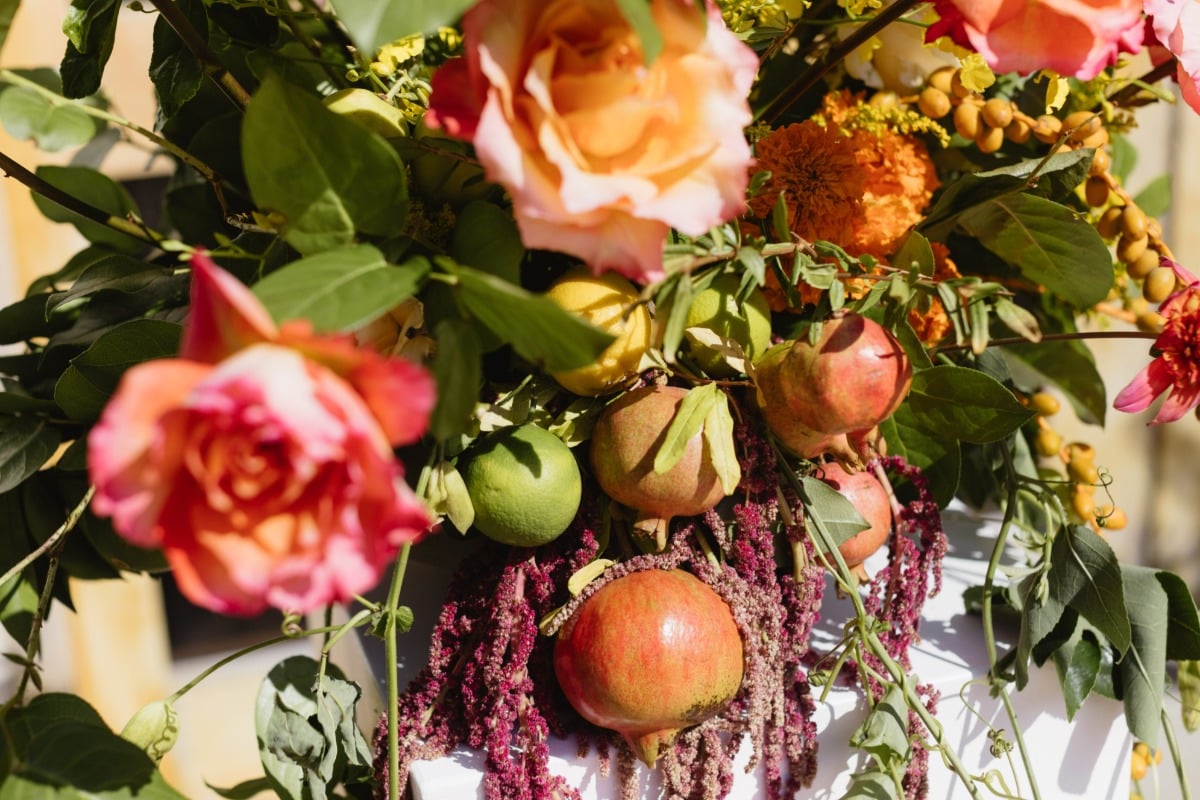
[590,385,728,549]
[819,462,893,578]
[778,314,912,435]
[754,343,853,460]
[553,569,744,766]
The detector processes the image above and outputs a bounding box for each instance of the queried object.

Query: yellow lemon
[684,274,772,376]
[462,424,582,547]
[545,267,651,396]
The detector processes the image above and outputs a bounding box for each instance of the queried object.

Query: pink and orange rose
[426,0,757,284]
[926,0,1144,80]
[1145,0,1200,115]
[88,254,436,615]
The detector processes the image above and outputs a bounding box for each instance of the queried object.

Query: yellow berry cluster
[1028,392,1127,532]
[916,67,1106,154]
[1130,740,1162,783]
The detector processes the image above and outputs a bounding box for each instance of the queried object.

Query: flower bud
[120,700,179,762]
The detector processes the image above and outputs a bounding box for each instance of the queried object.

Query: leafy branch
[146,0,252,108]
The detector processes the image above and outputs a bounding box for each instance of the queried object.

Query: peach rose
[1145,0,1200,115]
[88,254,436,615]
[426,0,757,283]
[926,0,1143,79]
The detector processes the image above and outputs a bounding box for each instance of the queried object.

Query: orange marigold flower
[907,242,960,345]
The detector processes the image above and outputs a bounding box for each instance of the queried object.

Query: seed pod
[1068,457,1099,484]
[1030,392,1060,416]
[1081,127,1109,149]
[1120,205,1149,240]
[1097,506,1127,530]
[1062,110,1102,144]
[1117,234,1149,264]
[1005,118,1032,144]
[1085,176,1110,207]
[121,700,179,762]
[1095,206,1124,239]
[1127,248,1160,280]
[976,124,1005,153]
[928,66,955,94]
[1143,266,1177,303]
[1072,486,1095,520]
[949,69,972,98]
[981,98,1014,128]
[1089,148,1110,176]
[954,102,981,139]
[1146,218,1163,240]
[1035,428,1063,458]
[1136,310,1165,333]
[918,86,951,118]
[1033,114,1062,144]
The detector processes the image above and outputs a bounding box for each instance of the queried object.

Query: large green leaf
[0,71,100,152]
[1051,624,1102,721]
[242,72,408,254]
[1157,569,1200,660]
[59,0,120,98]
[450,263,614,372]
[878,403,960,507]
[0,418,61,495]
[32,165,143,252]
[448,201,524,285]
[429,318,482,441]
[149,0,207,118]
[1001,337,1106,426]
[654,383,718,475]
[327,0,478,53]
[252,246,429,332]
[905,365,1035,445]
[1118,565,1169,747]
[47,256,174,313]
[1053,525,1131,655]
[53,319,182,421]
[958,193,1113,307]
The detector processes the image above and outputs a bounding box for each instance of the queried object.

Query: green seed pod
[120,700,179,762]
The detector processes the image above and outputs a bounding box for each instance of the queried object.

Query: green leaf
[905,365,1035,445]
[1051,626,1101,721]
[615,0,663,64]
[242,72,408,254]
[47,256,174,312]
[209,778,275,800]
[60,0,120,98]
[654,383,718,475]
[1118,565,1169,747]
[919,149,1093,239]
[1133,174,1171,219]
[838,767,900,800]
[1054,525,1131,654]
[32,165,143,252]
[0,418,61,495]
[703,390,741,495]
[326,0,477,55]
[448,201,524,285]
[255,656,369,800]
[1002,337,1106,425]
[0,0,19,60]
[1157,570,1200,660]
[0,75,101,152]
[450,263,614,372]
[54,319,182,421]
[849,685,910,766]
[429,318,482,441]
[958,193,1113,307]
[149,0,207,118]
[800,476,869,551]
[877,404,960,507]
[252,247,428,332]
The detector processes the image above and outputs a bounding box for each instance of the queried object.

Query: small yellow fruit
[545,268,652,396]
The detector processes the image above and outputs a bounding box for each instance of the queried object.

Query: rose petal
[181,252,277,363]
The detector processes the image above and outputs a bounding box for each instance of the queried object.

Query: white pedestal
[389,507,1130,799]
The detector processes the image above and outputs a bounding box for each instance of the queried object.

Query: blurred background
[0,2,1197,798]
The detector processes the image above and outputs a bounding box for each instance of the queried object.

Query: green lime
[462,424,582,547]
[685,274,772,376]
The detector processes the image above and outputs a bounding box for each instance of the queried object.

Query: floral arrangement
[0,0,1198,799]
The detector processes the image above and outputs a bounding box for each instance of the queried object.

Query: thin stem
[0,149,162,244]
[933,329,1157,355]
[1108,58,1180,108]
[0,69,233,211]
[0,486,94,591]
[385,543,414,800]
[759,0,922,124]
[166,623,350,704]
[146,0,252,109]
[14,543,64,704]
[1161,705,1193,800]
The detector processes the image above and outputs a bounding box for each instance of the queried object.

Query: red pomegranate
[590,385,728,550]
[778,314,912,435]
[819,462,893,577]
[553,569,745,766]
[754,342,853,460]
